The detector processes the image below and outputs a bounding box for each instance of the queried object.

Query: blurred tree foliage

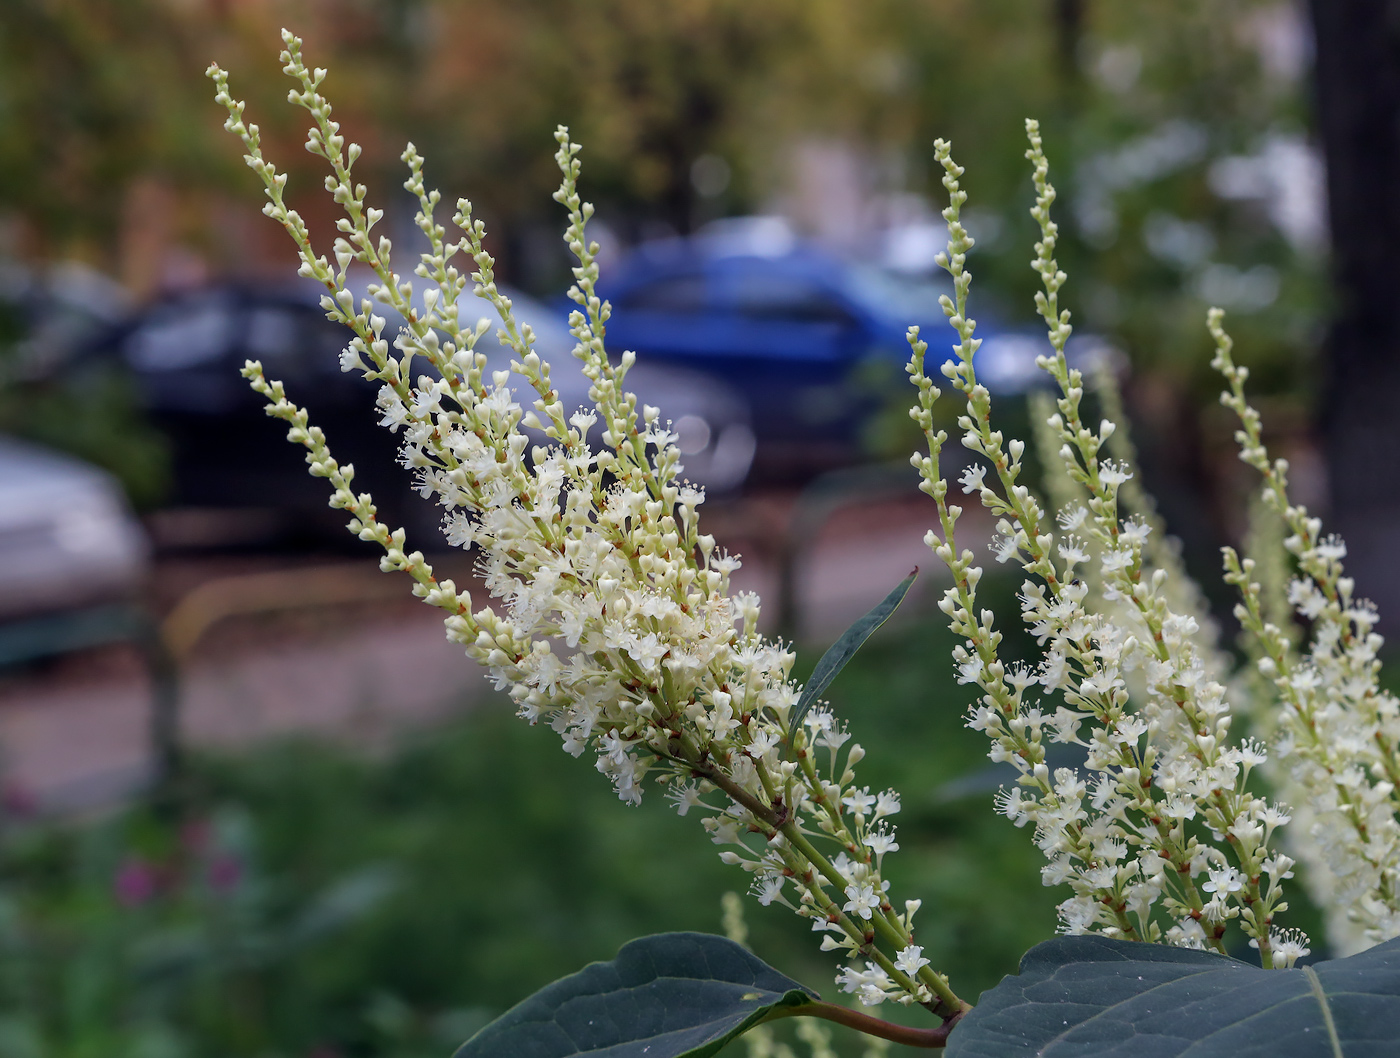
[0,0,1316,390]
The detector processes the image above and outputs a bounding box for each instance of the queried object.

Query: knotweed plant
[208,33,1400,1056]
[908,127,1301,965]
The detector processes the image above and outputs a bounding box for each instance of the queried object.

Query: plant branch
[691,760,783,828]
[767,1001,967,1048]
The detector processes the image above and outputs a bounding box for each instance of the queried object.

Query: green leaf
[947,934,1400,1058]
[455,932,818,1058]
[789,569,918,737]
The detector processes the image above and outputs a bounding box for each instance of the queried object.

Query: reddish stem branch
[770,1001,966,1049]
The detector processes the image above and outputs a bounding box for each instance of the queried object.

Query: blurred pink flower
[207,852,243,894]
[1,783,36,819]
[114,856,158,907]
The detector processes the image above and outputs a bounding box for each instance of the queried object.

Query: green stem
[779,823,966,1019]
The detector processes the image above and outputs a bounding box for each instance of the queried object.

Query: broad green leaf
[455,932,818,1058]
[789,569,918,737]
[948,934,1400,1058]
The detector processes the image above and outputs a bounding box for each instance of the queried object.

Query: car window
[125,301,234,371]
[617,275,708,313]
[729,275,855,326]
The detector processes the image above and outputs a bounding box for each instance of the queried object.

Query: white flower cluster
[208,33,964,1018]
[1213,312,1400,953]
[210,30,1400,990]
[908,124,1299,967]
[1030,376,1233,688]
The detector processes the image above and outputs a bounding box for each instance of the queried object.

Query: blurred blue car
[595,217,1041,476]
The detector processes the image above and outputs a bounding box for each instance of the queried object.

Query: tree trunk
[1053,0,1085,82]
[1309,0,1400,633]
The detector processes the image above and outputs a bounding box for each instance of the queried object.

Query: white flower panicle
[910,123,1298,967]
[208,33,965,1018]
[213,32,1400,989]
[1083,370,1231,682]
[1213,311,1400,951]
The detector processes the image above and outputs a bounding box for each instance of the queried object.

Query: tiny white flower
[1057,504,1089,531]
[843,883,880,920]
[864,829,900,857]
[857,983,888,1006]
[959,464,988,494]
[1314,535,1347,562]
[1057,540,1089,567]
[1166,919,1207,949]
[992,534,1021,564]
[668,783,706,817]
[843,788,877,814]
[1098,462,1131,487]
[1202,866,1243,895]
[1119,518,1151,546]
[894,945,930,976]
[753,875,786,906]
[1269,929,1311,968]
[874,790,901,818]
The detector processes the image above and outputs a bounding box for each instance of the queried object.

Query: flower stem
[778,822,967,1019]
[690,759,783,828]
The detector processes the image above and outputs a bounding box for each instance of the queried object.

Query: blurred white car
[0,436,149,621]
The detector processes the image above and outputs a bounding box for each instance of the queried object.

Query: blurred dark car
[77,281,398,544]
[594,217,1096,477]
[77,281,754,546]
